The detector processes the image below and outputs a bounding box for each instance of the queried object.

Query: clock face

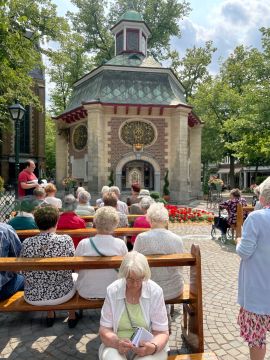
[73,125,88,151]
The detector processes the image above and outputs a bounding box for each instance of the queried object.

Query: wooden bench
[80,214,141,224]
[16,227,149,240]
[0,244,204,354]
[236,204,254,237]
[168,354,217,360]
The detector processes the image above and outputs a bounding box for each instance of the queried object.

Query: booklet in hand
[130,327,154,347]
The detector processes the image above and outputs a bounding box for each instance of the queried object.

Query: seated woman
[103,192,128,228]
[129,197,154,249]
[8,197,39,230]
[44,183,62,209]
[20,205,78,328]
[57,194,86,248]
[75,190,95,216]
[133,203,184,301]
[75,206,128,299]
[219,188,247,227]
[99,251,169,360]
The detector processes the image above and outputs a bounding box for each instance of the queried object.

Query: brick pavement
[1,221,268,359]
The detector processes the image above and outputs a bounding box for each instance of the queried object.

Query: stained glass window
[120,121,155,146]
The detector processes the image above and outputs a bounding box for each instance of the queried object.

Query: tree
[45,114,56,177]
[170,41,217,101]
[0,0,68,128]
[48,33,94,115]
[69,0,191,64]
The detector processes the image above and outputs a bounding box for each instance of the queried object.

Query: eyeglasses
[126,277,144,283]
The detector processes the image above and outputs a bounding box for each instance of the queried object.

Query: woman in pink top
[130,197,154,247]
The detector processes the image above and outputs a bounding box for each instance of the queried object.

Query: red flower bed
[165,205,214,223]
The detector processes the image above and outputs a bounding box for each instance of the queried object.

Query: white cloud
[172,0,270,72]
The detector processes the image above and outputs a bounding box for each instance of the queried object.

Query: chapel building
[54,10,202,203]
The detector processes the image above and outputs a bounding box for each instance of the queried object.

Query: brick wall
[108,117,167,177]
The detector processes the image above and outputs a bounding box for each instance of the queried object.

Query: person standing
[236,179,270,360]
[0,223,24,300]
[18,159,39,198]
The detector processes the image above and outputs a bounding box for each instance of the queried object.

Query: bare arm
[99,326,133,355]
[20,182,39,190]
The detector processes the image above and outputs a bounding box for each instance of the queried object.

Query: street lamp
[8,100,26,198]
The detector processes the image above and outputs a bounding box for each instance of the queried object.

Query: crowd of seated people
[2,181,185,342]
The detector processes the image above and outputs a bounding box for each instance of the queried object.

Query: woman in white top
[75,190,95,216]
[134,203,184,300]
[44,183,62,209]
[99,251,169,360]
[75,206,128,299]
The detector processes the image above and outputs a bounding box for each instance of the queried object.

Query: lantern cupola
[110,10,151,56]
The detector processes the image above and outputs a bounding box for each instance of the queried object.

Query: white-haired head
[76,186,85,198]
[78,190,91,204]
[110,186,120,198]
[140,196,154,211]
[147,202,169,225]
[94,206,119,233]
[118,251,151,281]
[259,177,270,206]
[101,185,110,195]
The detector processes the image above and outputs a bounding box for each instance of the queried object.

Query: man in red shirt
[18,159,39,198]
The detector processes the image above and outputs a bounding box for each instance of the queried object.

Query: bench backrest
[80,214,141,223]
[236,203,254,237]
[16,227,149,240]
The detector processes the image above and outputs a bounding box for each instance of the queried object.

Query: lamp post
[8,100,26,198]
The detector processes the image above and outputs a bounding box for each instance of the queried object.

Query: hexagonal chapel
[54,10,202,203]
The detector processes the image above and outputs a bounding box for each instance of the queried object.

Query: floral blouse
[20,233,75,302]
[219,197,247,225]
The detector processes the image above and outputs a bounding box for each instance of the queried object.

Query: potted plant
[208,176,223,192]
[163,170,170,202]
[62,176,78,194]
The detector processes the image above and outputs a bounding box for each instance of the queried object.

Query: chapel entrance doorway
[121,160,154,190]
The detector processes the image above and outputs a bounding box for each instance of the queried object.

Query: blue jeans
[0,275,24,300]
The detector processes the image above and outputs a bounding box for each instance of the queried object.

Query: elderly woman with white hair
[75,190,95,216]
[99,251,169,360]
[75,206,128,299]
[133,203,184,301]
[96,186,110,208]
[236,179,270,360]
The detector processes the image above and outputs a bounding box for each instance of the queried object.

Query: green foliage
[69,0,191,64]
[48,33,94,115]
[170,41,217,101]
[150,191,160,200]
[163,170,170,195]
[45,114,56,177]
[108,170,114,186]
[0,0,68,126]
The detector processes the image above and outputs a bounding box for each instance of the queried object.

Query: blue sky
[51,0,270,71]
[47,0,270,105]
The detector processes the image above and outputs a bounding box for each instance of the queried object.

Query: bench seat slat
[0,284,192,312]
[168,353,218,360]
